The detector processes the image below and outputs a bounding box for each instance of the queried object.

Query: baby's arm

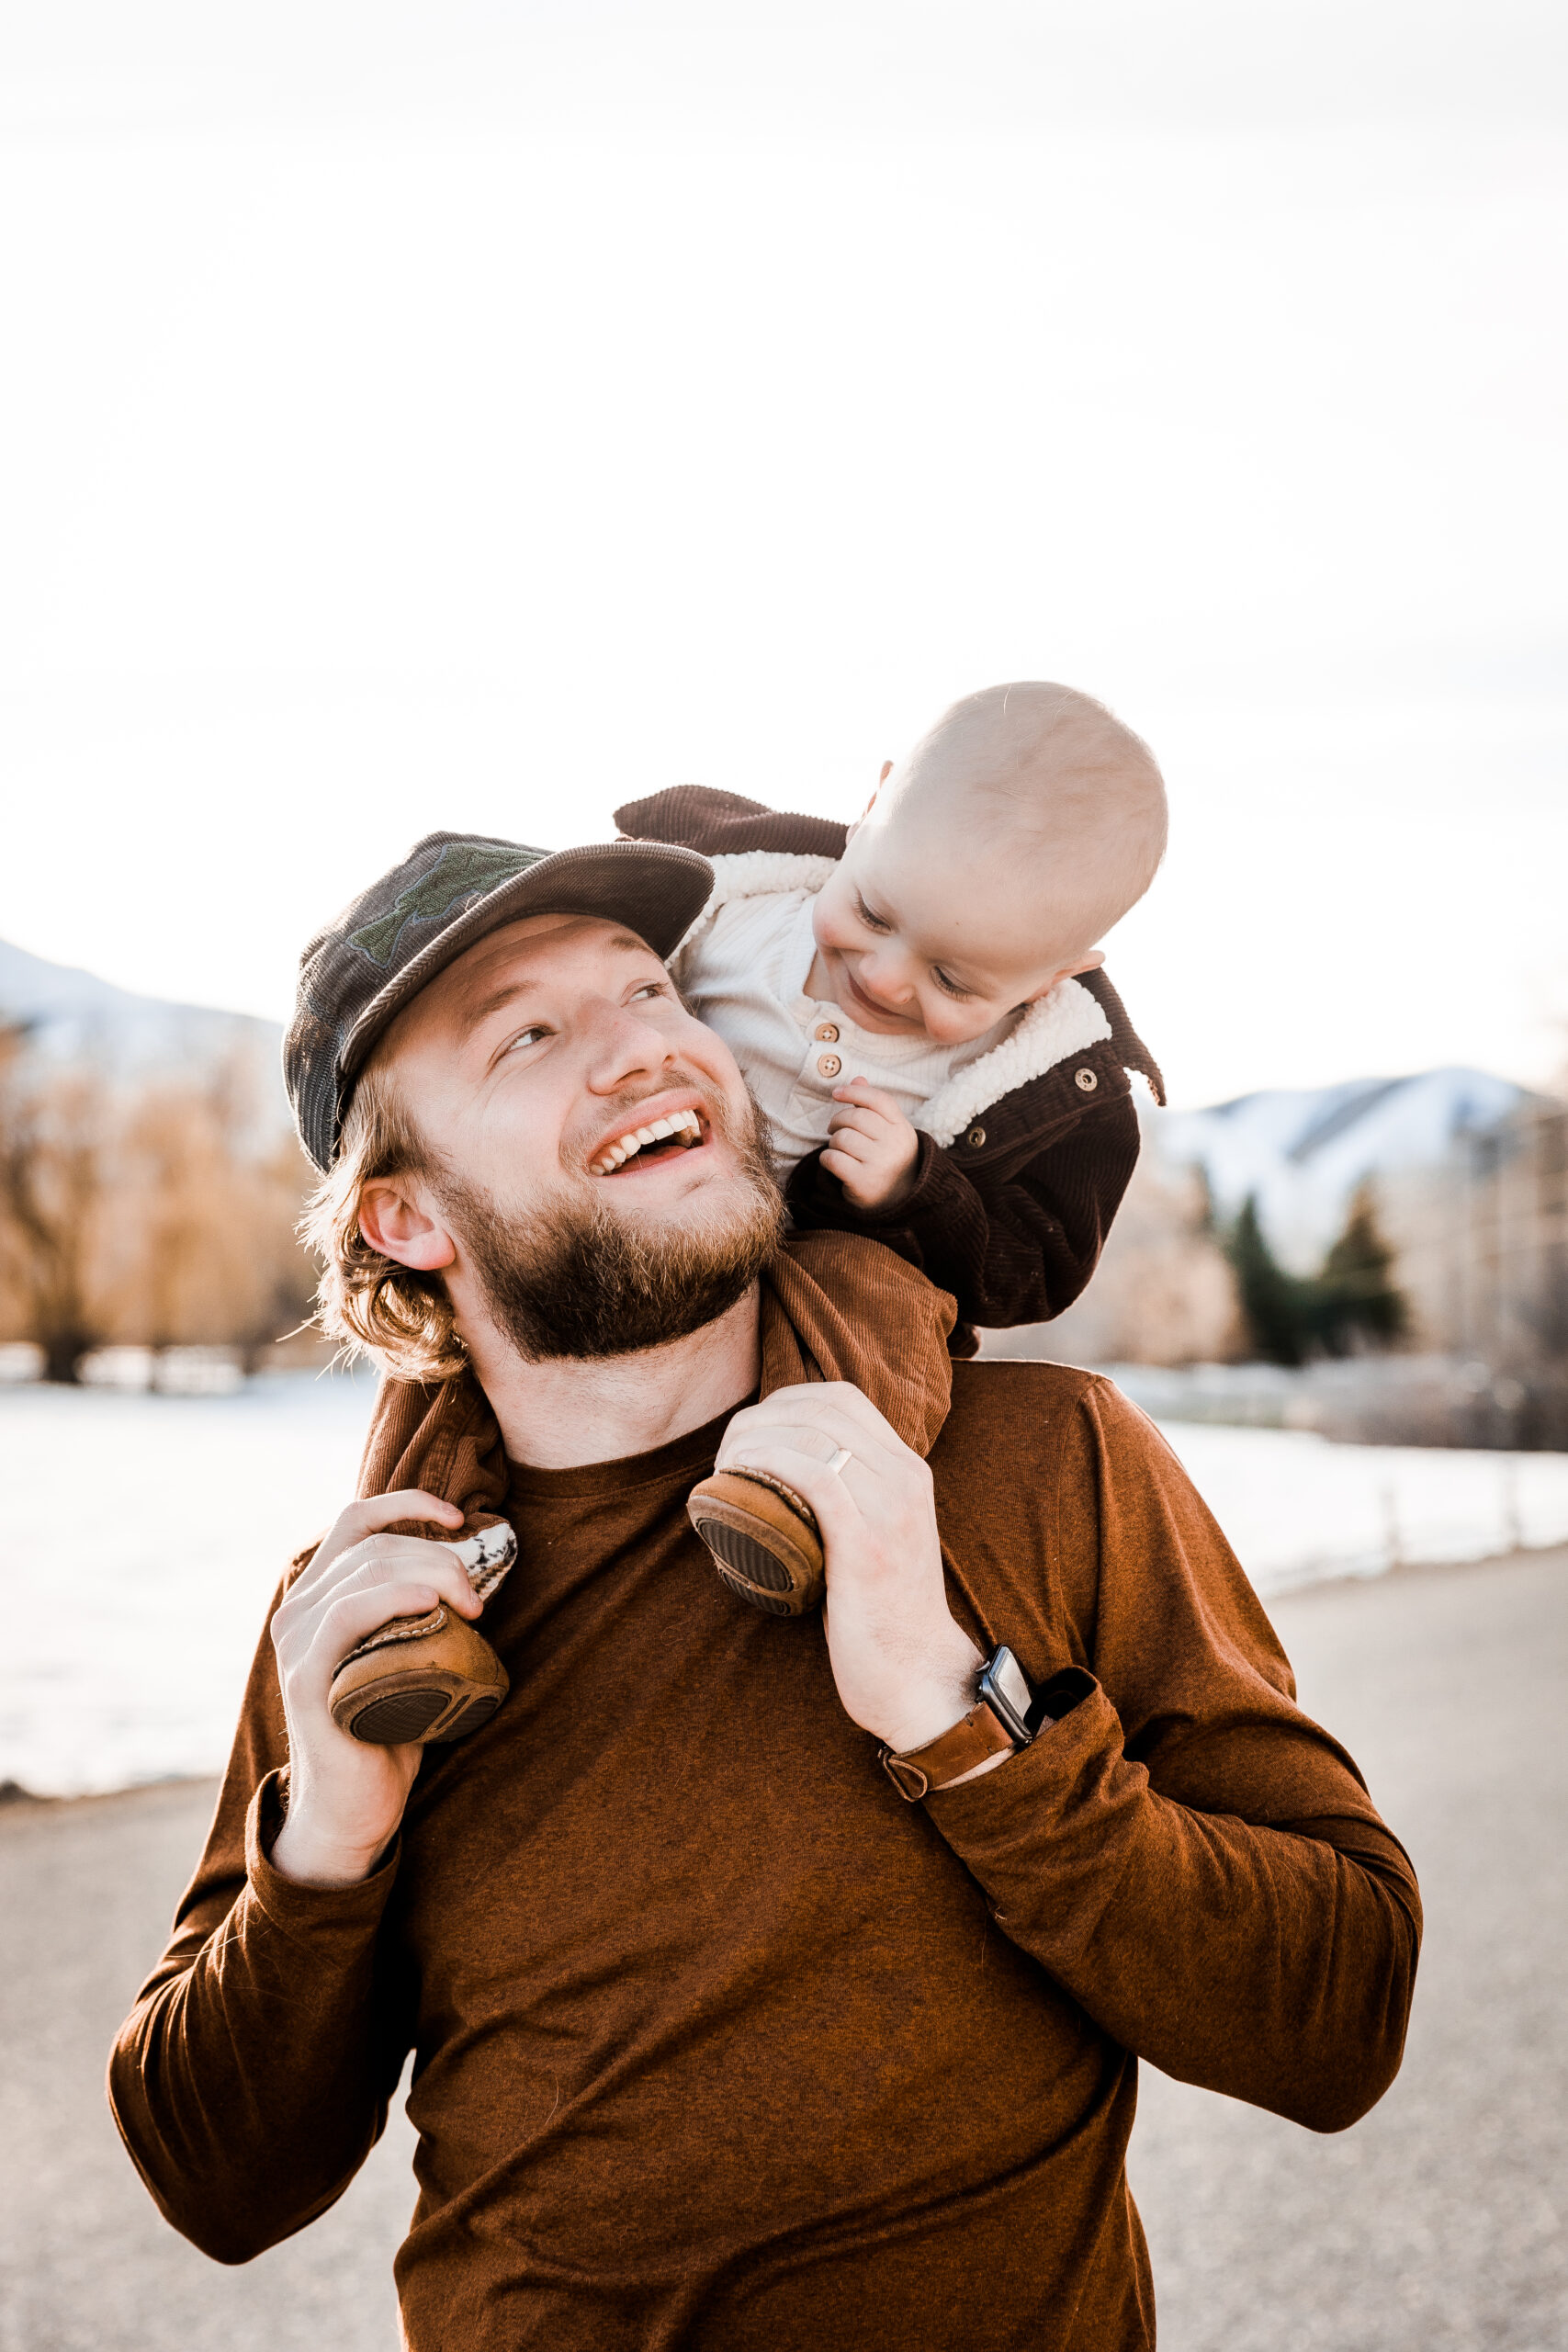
[787,1078,1143,1331]
[821,1079,921,1210]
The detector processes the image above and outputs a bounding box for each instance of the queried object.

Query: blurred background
[2,6,1565,2348]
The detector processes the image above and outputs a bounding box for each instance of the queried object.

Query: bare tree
[0,1025,109,1381]
[111,1048,317,1361]
[0,1026,318,1379]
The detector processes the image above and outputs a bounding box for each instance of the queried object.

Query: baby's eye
[855,896,893,933]
[932,968,975,1000]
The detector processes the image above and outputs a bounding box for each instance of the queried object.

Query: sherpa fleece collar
[674,852,1114,1147]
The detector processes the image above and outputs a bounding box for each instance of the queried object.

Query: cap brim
[338,837,714,1088]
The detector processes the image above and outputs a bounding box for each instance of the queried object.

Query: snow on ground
[0,1372,376,1798]
[1151,1419,1568,1589]
[3,1373,1568,1796]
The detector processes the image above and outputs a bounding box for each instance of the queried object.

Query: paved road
[5,1549,1565,2351]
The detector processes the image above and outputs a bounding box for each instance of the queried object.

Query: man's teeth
[591,1107,703,1173]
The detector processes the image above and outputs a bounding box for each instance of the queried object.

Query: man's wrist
[268,1801,396,1891]
[874,1627,984,1754]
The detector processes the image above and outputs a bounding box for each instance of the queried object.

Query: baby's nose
[866,957,914,1001]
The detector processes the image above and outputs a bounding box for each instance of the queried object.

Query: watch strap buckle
[880,1698,1018,1800]
[879,1748,931,1801]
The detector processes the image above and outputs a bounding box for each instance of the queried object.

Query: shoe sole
[334,1672,505,1745]
[687,1470,825,1616]
[329,1611,510,1746]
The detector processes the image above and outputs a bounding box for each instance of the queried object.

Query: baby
[616,681,1168,1340]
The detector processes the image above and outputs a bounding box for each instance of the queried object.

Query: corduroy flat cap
[285,831,714,1171]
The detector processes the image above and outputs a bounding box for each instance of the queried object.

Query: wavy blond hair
[299,1062,467,1383]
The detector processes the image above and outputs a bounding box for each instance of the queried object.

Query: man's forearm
[926,1685,1421,2132]
[108,1772,407,2263]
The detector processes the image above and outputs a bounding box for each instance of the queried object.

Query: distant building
[1379,1098,1568,1375]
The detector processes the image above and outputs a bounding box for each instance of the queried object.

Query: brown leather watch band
[880,1701,1017,1800]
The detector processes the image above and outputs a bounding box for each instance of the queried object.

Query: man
[110,831,1420,2351]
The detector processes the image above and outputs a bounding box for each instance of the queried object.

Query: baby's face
[809,813,1097,1046]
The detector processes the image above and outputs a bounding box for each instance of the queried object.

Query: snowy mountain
[0,937,286,1110]
[1154,1068,1534,1272]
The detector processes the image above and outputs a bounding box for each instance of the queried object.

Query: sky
[2,1,1565,1109]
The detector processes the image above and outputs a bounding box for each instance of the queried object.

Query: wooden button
[965,1125,986,1148]
[1075,1068,1098,1091]
[813,1021,840,1043]
[817,1054,842,1079]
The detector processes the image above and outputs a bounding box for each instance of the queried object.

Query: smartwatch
[880,1648,1092,1801]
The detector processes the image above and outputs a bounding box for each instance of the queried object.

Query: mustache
[441,1087,784,1362]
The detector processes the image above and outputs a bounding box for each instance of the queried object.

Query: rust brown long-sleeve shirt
[109,1272,1419,2349]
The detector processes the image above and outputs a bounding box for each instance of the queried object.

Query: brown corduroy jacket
[615,786,1166,1339]
[108,1235,1419,2350]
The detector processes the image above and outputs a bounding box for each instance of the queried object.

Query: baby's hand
[822,1080,921,1211]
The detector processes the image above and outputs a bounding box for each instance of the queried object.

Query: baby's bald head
[873,682,1168,963]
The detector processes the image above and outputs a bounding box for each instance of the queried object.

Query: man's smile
[588,1096,712,1177]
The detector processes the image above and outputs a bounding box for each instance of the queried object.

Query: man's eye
[505,1024,551,1051]
[629,979,671,1002]
[856,897,892,933]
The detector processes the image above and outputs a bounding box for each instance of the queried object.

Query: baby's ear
[850,760,894,831]
[1021,952,1106,1006]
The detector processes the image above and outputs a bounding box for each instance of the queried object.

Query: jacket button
[1075,1068,1098,1091]
[965,1125,987,1148]
[818,1054,842,1079]
[813,1021,840,1043]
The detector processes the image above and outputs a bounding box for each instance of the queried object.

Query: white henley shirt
[670,887,1018,1170]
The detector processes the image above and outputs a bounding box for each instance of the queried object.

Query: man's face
[369,911,783,1358]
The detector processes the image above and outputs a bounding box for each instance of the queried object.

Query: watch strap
[880,1700,1018,1800]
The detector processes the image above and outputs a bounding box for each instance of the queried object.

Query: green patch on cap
[348,842,547,967]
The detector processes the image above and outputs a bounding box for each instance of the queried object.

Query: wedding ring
[825,1446,853,1476]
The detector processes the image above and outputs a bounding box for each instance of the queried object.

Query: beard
[436,1088,785,1362]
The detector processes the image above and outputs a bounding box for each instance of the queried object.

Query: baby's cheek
[810,899,843,954]
[811,870,859,951]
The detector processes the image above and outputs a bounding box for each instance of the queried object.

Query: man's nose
[583,998,677,1093]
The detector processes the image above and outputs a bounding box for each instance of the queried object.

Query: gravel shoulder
[5,1548,1564,2351]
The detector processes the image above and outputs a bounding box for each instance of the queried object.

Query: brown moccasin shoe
[686,1469,825,1616]
[329,1609,511,1745]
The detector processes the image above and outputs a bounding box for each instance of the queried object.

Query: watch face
[989,1647,1032,1724]
[987,1656,1034,1749]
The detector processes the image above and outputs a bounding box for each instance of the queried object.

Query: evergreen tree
[1225,1194,1314,1365]
[1315,1183,1408,1353]
[1224,1183,1410,1364]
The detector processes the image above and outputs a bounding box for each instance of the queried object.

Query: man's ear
[357,1177,457,1272]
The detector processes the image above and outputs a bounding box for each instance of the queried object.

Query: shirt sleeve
[923,1381,1422,2132]
[106,1585,416,2263]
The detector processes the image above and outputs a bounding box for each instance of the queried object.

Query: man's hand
[822,1080,921,1211]
[268,1491,481,1889]
[716,1384,988,1759]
